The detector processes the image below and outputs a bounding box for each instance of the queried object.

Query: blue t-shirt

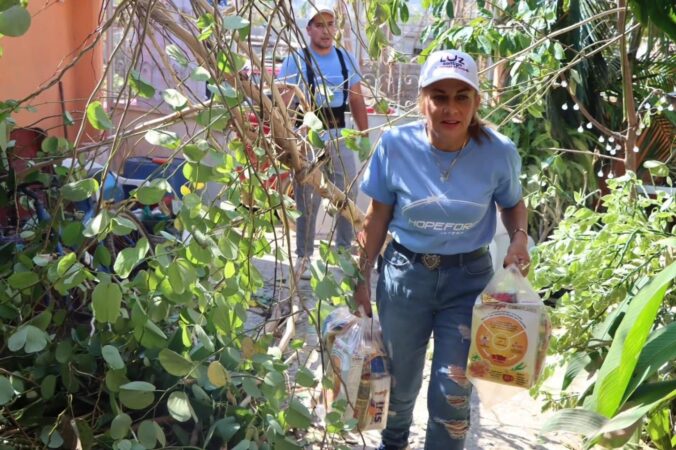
[360,121,522,254]
[277,46,361,109]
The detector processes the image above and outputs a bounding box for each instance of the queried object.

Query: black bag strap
[301,46,349,108]
[334,47,349,108]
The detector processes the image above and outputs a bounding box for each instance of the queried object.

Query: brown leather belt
[392,241,488,270]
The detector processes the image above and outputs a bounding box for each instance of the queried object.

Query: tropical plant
[531,171,675,448]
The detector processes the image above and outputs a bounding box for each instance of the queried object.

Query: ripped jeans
[376,242,493,450]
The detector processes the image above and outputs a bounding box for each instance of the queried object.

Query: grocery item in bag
[322,307,391,430]
[467,265,551,389]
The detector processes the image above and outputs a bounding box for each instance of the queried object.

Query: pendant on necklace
[440,172,449,182]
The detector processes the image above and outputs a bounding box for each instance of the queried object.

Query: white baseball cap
[419,49,480,92]
[308,1,335,22]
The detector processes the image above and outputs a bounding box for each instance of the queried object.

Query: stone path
[249,234,583,450]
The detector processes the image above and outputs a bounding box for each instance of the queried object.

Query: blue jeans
[376,243,494,450]
[295,135,357,257]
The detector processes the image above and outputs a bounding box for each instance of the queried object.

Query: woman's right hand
[353,281,372,317]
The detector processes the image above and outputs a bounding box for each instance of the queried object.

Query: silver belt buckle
[421,254,441,270]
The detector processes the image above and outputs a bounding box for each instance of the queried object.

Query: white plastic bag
[322,307,391,430]
[466,265,551,405]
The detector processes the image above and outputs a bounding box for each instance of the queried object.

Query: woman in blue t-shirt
[356,49,530,450]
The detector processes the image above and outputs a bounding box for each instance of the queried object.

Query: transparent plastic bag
[466,265,552,406]
[322,307,391,431]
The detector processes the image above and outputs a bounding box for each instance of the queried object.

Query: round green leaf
[40,427,64,449]
[41,374,57,400]
[190,66,210,82]
[0,5,31,37]
[167,391,193,422]
[221,15,249,30]
[92,282,122,323]
[144,129,180,149]
[285,398,312,429]
[138,420,157,449]
[120,381,155,392]
[134,179,171,205]
[110,413,132,440]
[105,369,129,393]
[0,375,15,405]
[158,349,194,377]
[129,70,155,99]
[119,389,154,410]
[8,271,39,289]
[61,178,99,202]
[165,44,188,67]
[102,345,125,370]
[113,238,149,279]
[8,325,48,353]
[86,101,114,130]
[162,89,188,109]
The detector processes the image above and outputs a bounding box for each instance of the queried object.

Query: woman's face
[421,78,480,151]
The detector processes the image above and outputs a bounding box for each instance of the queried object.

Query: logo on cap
[439,54,468,73]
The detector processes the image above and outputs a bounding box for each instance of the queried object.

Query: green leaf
[0,375,15,405]
[0,0,20,13]
[138,420,157,449]
[166,44,188,67]
[264,370,284,387]
[129,70,155,99]
[541,408,607,436]
[101,345,125,370]
[144,129,180,149]
[303,111,324,131]
[183,144,207,162]
[110,413,132,440]
[643,160,669,178]
[295,367,318,388]
[41,136,59,153]
[40,427,64,449]
[41,374,57,400]
[134,179,171,205]
[113,237,149,278]
[0,5,31,37]
[167,391,193,422]
[63,110,75,125]
[8,325,49,353]
[158,349,194,377]
[61,178,99,202]
[624,322,676,401]
[586,262,676,417]
[162,89,188,109]
[119,382,155,409]
[86,101,114,130]
[191,66,211,82]
[111,216,137,236]
[8,271,39,289]
[221,15,250,30]
[92,282,122,323]
[285,398,312,428]
[83,210,111,238]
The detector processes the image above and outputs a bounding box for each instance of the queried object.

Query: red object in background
[237,113,290,193]
[366,105,397,115]
[0,128,47,227]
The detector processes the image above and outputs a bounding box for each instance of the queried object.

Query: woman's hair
[417,90,493,144]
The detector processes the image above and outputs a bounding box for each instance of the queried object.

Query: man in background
[277,3,368,279]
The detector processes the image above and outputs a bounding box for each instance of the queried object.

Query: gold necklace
[431,137,469,182]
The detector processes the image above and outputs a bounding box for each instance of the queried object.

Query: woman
[354,49,530,450]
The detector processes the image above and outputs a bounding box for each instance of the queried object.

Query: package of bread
[466,265,551,390]
[322,307,391,430]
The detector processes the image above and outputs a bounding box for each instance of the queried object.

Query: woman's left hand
[503,241,530,276]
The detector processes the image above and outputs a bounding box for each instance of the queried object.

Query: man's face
[307,12,336,50]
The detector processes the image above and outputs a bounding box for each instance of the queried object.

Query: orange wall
[0,0,104,141]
